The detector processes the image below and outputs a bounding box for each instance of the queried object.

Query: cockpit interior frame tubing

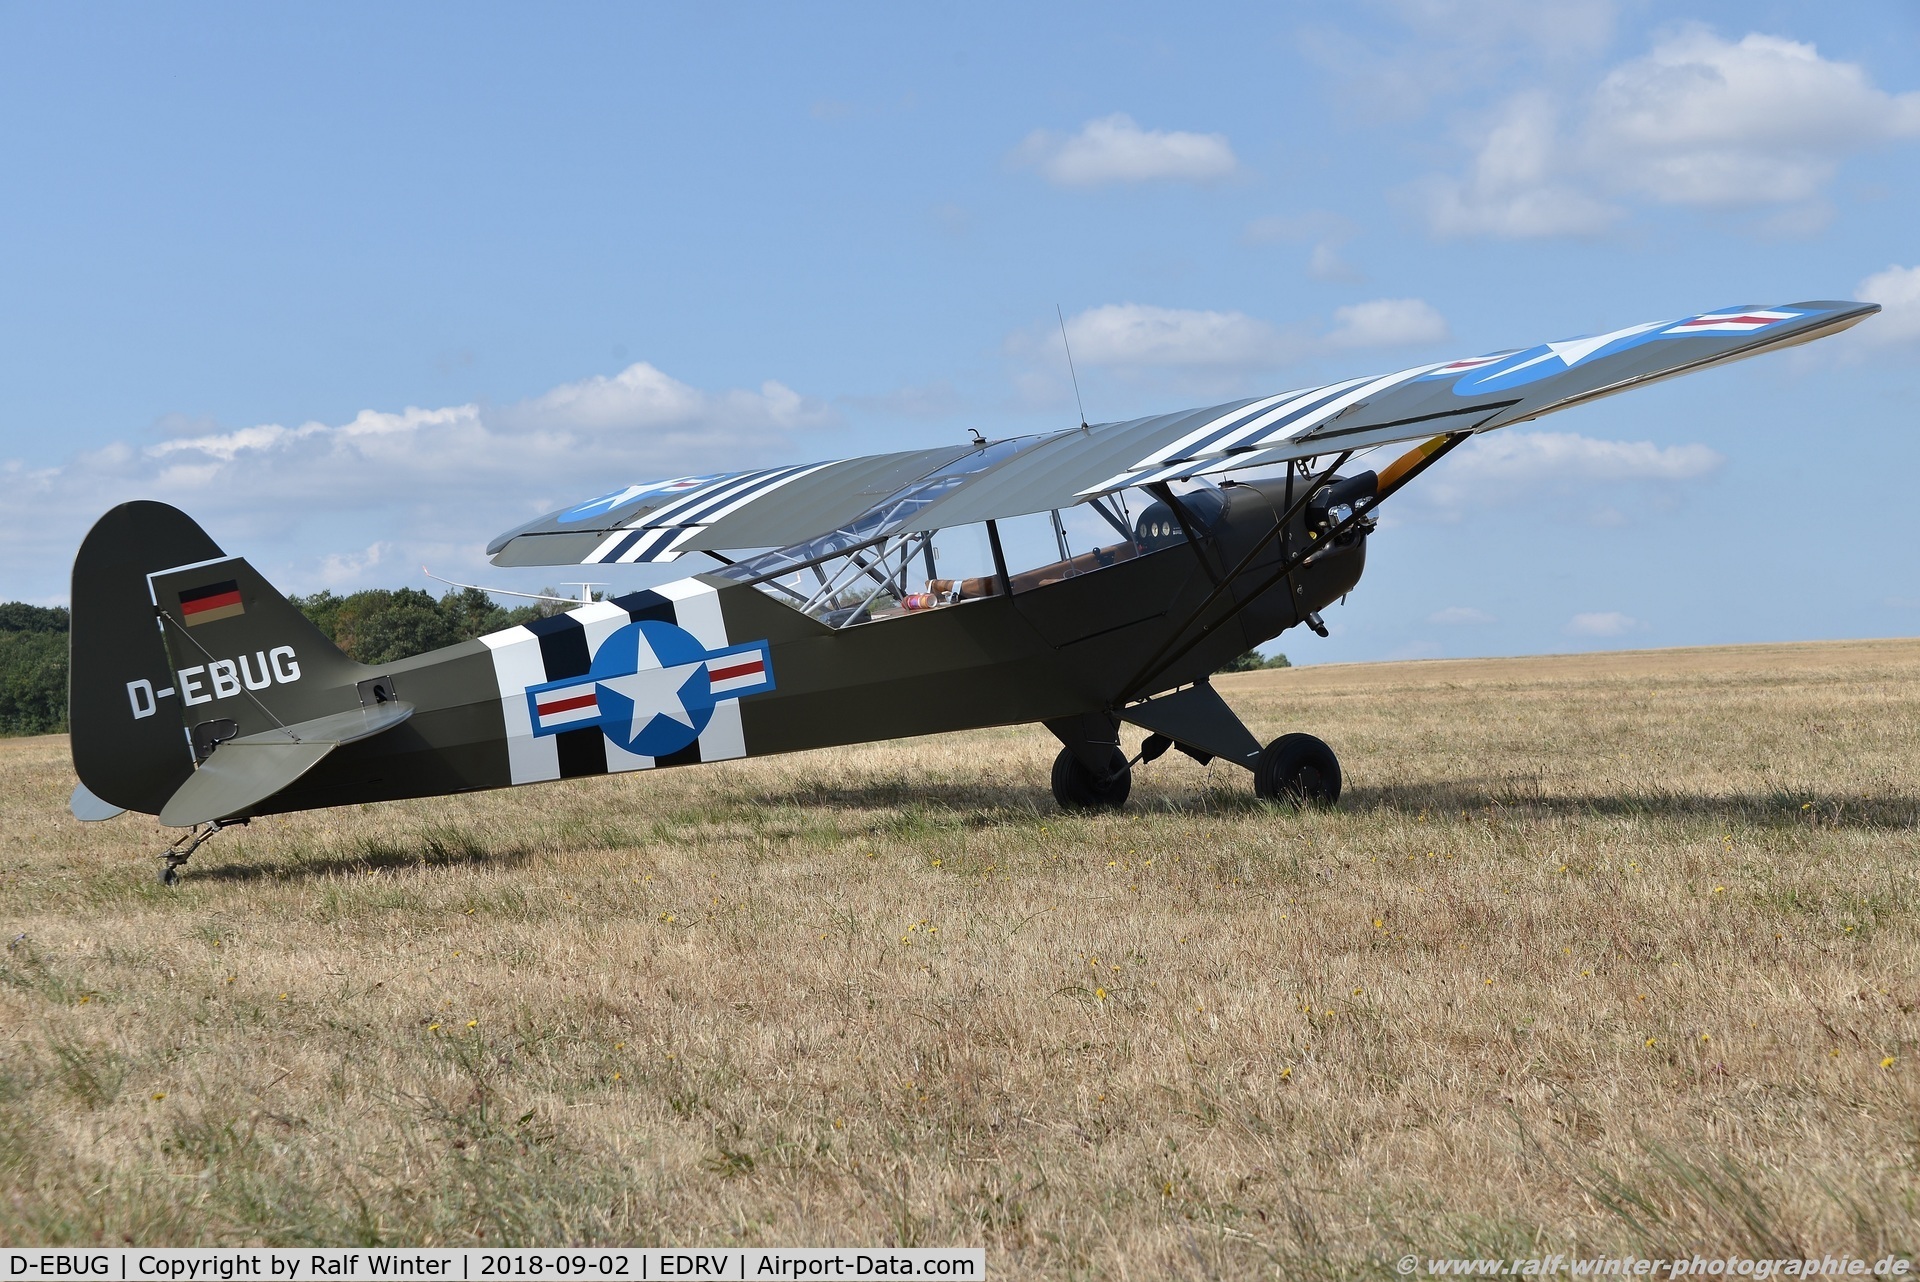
[729,526,902,592]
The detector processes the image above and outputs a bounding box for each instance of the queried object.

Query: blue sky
[3,2,1917,664]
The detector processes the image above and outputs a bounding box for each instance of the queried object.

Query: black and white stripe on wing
[585,463,829,564]
[1079,363,1444,496]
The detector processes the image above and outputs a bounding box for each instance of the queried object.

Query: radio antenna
[1056,304,1089,432]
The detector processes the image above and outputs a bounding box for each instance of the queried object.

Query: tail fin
[70,502,366,816]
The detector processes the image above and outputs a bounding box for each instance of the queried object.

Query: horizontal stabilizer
[158,701,414,827]
[245,700,416,747]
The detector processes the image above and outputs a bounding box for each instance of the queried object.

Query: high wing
[489,300,1877,568]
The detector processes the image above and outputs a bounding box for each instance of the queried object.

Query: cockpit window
[713,480,1226,629]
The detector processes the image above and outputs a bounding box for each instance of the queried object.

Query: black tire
[1051,746,1131,812]
[159,864,180,887]
[1254,733,1341,807]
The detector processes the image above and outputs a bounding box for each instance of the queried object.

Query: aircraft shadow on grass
[1320,783,1918,831]
[749,778,1920,832]
[180,774,1916,885]
[192,833,533,883]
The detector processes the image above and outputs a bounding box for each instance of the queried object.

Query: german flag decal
[179,579,245,626]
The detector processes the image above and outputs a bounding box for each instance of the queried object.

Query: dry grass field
[4,639,1920,1275]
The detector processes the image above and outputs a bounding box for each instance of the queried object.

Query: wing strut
[1119,431,1471,701]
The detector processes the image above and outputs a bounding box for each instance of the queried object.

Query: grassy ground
[3,639,1918,1275]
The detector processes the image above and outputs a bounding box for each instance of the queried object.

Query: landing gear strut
[158,820,237,886]
[1254,733,1341,807]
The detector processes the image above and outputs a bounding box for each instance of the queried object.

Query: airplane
[65,299,1878,883]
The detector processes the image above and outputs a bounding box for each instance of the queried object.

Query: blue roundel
[588,620,715,758]
[1447,346,1559,394]
[557,486,645,523]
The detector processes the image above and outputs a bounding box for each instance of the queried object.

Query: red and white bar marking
[532,682,600,731]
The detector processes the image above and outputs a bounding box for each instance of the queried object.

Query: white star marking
[1491,321,1668,379]
[595,662,706,729]
[570,485,652,516]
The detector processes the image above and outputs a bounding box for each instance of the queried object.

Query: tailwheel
[1254,733,1341,807]
[155,820,234,887]
[1051,746,1132,812]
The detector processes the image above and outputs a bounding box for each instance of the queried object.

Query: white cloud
[1038,297,1451,372]
[5,362,833,598]
[1013,114,1238,187]
[1752,201,1836,240]
[317,541,391,588]
[1404,430,1724,520]
[1241,211,1365,282]
[1301,1,1617,125]
[841,381,963,419]
[1327,298,1451,348]
[1567,611,1639,637]
[1421,29,1920,237]
[1856,264,1920,344]
[1421,92,1623,238]
[1306,241,1363,283]
[1429,606,1496,626]
[1057,303,1294,368]
[1587,30,1920,207]
[1448,431,1723,486]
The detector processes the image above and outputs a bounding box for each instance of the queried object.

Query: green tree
[0,603,69,634]
[0,605,71,735]
[1217,649,1290,673]
[289,587,541,664]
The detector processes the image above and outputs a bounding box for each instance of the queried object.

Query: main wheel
[1051,746,1131,812]
[1254,733,1341,807]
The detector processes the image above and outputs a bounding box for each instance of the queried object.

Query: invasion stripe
[615,467,783,531]
[1129,390,1304,469]
[1205,377,1376,455]
[1247,362,1445,449]
[664,460,835,531]
[648,464,813,528]
[616,466,826,563]
[593,466,819,564]
[589,529,649,564]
